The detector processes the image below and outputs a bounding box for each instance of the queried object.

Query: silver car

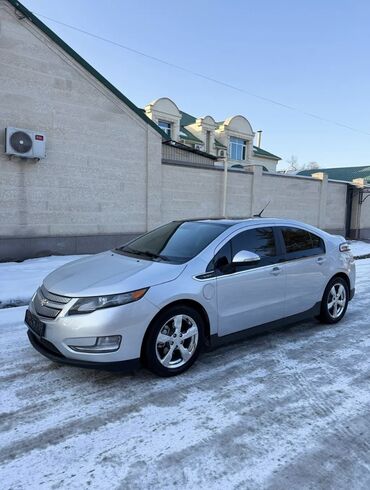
[26,218,355,376]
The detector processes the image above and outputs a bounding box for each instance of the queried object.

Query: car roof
[177,217,329,235]
[179,217,307,227]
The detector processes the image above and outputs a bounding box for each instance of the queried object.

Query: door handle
[270,266,282,276]
[316,257,325,265]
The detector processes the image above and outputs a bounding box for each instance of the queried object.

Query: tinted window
[208,241,232,272]
[232,227,276,258]
[116,221,228,264]
[209,227,277,274]
[282,227,325,258]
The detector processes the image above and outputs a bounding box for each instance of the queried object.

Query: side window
[282,227,325,259]
[206,241,232,273]
[231,227,277,270]
[231,227,276,260]
[207,227,278,275]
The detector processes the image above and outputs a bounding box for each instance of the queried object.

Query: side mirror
[232,250,260,264]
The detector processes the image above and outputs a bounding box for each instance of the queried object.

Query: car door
[278,226,329,316]
[214,226,286,337]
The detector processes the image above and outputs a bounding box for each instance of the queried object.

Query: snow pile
[349,240,370,258]
[0,255,87,309]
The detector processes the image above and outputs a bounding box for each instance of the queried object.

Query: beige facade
[161,163,350,235]
[144,97,280,172]
[0,0,163,258]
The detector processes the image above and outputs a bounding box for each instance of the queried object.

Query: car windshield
[115,221,229,264]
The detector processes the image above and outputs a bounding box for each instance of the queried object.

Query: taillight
[339,242,351,252]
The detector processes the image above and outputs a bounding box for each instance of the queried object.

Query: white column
[222,160,228,218]
[250,165,263,216]
[246,141,253,162]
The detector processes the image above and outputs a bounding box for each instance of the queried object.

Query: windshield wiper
[120,248,169,261]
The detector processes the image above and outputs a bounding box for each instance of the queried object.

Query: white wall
[0,2,162,240]
[161,164,224,221]
[161,164,349,234]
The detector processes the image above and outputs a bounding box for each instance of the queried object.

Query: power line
[34,12,370,137]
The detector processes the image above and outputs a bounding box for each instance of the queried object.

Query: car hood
[43,251,186,297]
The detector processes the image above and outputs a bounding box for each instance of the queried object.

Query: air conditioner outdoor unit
[5,127,46,159]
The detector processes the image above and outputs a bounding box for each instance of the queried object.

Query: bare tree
[286,154,299,171]
[279,156,320,173]
[305,161,320,170]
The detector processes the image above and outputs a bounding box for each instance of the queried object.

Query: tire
[143,305,205,377]
[318,276,349,324]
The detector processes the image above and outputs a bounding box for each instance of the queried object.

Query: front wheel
[143,305,204,377]
[318,277,349,324]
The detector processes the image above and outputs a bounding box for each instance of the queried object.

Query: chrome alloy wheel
[327,283,347,319]
[155,314,199,369]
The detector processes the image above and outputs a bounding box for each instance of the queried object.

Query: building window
[229,136,246,161]
[158,120,172,138]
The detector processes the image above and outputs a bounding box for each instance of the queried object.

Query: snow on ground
[0,255,87,308]
[1,255,370,488]
[349,240,370,258]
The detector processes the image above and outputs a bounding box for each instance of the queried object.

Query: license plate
[25,309,45,337]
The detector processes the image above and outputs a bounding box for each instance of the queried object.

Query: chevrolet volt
[26,218,355,376]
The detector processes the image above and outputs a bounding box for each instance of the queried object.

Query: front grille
[34,286,72,319]
[41,285,71,304]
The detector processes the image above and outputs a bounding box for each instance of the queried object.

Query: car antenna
[253,200,271,218]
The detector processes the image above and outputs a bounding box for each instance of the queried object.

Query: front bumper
[27,330,140,371]
[26,295,159,366]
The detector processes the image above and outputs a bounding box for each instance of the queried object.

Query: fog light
[69,335,122,353]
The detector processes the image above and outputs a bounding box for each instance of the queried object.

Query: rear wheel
[318,277,349,324]
[143,305,204,377]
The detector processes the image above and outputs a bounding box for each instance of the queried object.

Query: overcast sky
[20,0,370,169]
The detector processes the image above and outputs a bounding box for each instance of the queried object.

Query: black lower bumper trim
[350,288,355,300]
[27,330,141,372]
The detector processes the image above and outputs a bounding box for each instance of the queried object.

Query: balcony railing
[162,141,217,167]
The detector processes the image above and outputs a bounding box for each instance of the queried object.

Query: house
[298,166,370,185]
[0,0,169,259]
[0,0,219,260]
[144,97,281,172]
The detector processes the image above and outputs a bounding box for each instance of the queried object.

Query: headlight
[68,288,148,315]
